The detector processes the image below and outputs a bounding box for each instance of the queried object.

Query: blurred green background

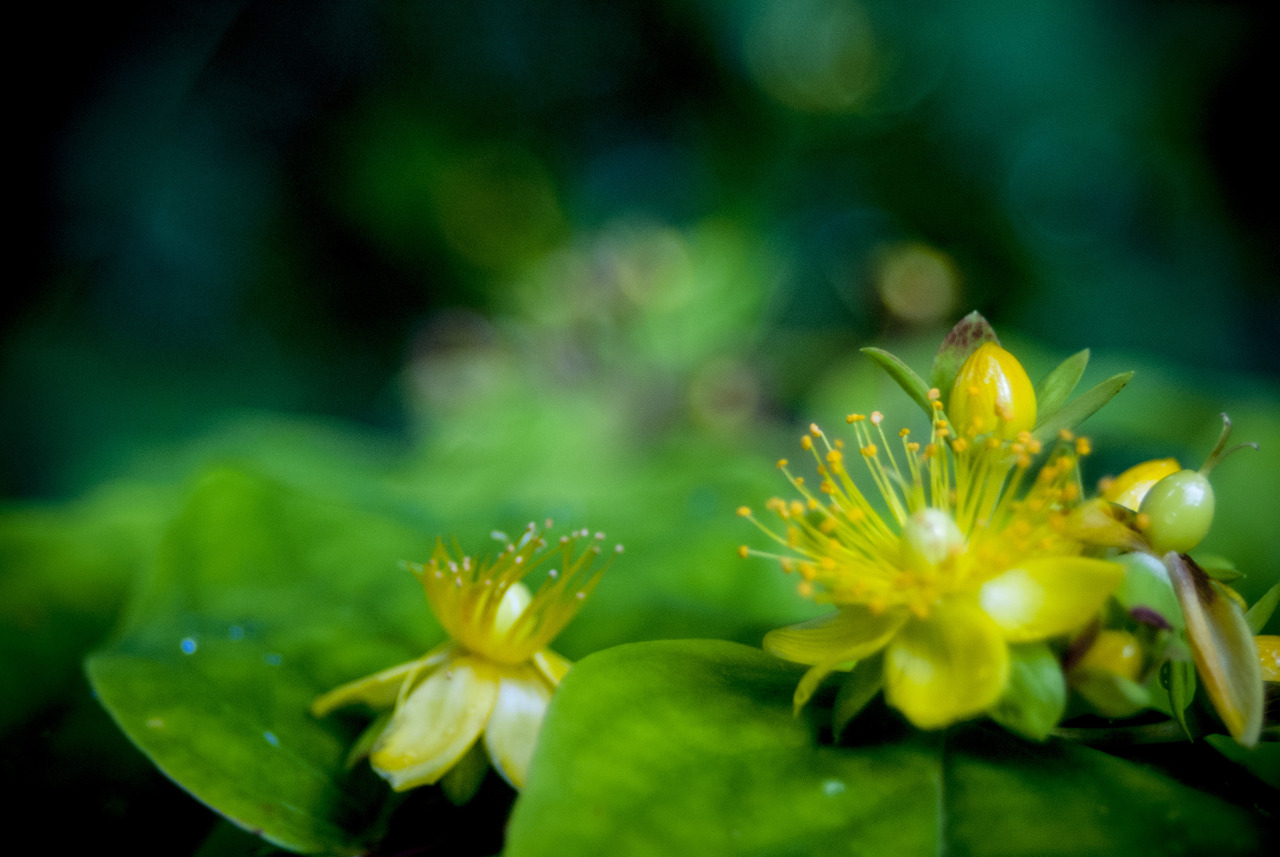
[6,0,1279,853]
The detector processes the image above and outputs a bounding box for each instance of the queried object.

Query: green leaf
[0,480,174,734]
[506,640,1264,857]
[1033,349,1089,429]
[831,653,883,738]
[989,642,1066,741]
[1032,371,1134,444]
[928,310,999,397]
[1206,735,1280,790]
[860,347,934,418]
[85,468,443,855]
[1245,581,1280,635]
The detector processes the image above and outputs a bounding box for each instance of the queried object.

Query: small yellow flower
[312,522,620,794]
[741,347,1122,731]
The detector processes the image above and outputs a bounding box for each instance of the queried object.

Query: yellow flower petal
[884,600,1009,729]
[978,557,1123,643]
[763,606,907,666]
[494,582,533,636]
[369,655,500,790]
[532,648,573,686]
[310,643,456,717]
[483,668,553,789]
[1101,457,1180,511]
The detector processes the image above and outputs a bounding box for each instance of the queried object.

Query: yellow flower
[312,522,620,794]
[740,346,1122,730]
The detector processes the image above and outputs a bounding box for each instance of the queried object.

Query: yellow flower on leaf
[312,522,620,795]
[740,344,1122,730]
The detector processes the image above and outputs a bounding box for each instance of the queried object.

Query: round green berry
[1139,469,1215,555]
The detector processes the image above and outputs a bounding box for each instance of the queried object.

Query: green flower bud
[1140,469,1214,555]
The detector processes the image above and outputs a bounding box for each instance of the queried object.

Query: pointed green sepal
[1165,552,1264,747]
[831,652,884,739]
[860,347,935,419]
[1033,349,1090,429]
[1245,581,1280,635]
[928,311,999,400]
[988,642,1067,741]
[1159,658,1197,740]
[1032,371,1134,444]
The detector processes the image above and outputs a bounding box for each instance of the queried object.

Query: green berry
[1139,469,1215,555]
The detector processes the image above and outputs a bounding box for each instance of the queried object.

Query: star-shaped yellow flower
[312,522,620,794]
[740,343,1123,730]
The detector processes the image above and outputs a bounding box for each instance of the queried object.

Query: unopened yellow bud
[1076,630,1143,681]
[1101,457,1180,512]
[948,342,1036,440]
[1256,636,1280,683]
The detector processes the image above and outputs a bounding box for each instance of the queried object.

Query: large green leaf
[507,640,1264,857]
[0,480,174,734]
[85,468,444,854]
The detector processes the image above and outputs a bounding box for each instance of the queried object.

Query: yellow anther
[810,423,823,436]
[776,458,789,469]
[737,545,750,558]
[1075,437,1092,456]
[985,437,1002,450]
[861,444,878,457]
[952,438,968,453]
[1027,440,1042,454]
[848,413,866,423]
[1058,429,1075,442]
[932,400,944,411]
[801,436,813,451]
[826,449,843,464]
[906,442,920,453]
[899,428,911,437]
[806,498,820,510]
[737,506,752,517]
